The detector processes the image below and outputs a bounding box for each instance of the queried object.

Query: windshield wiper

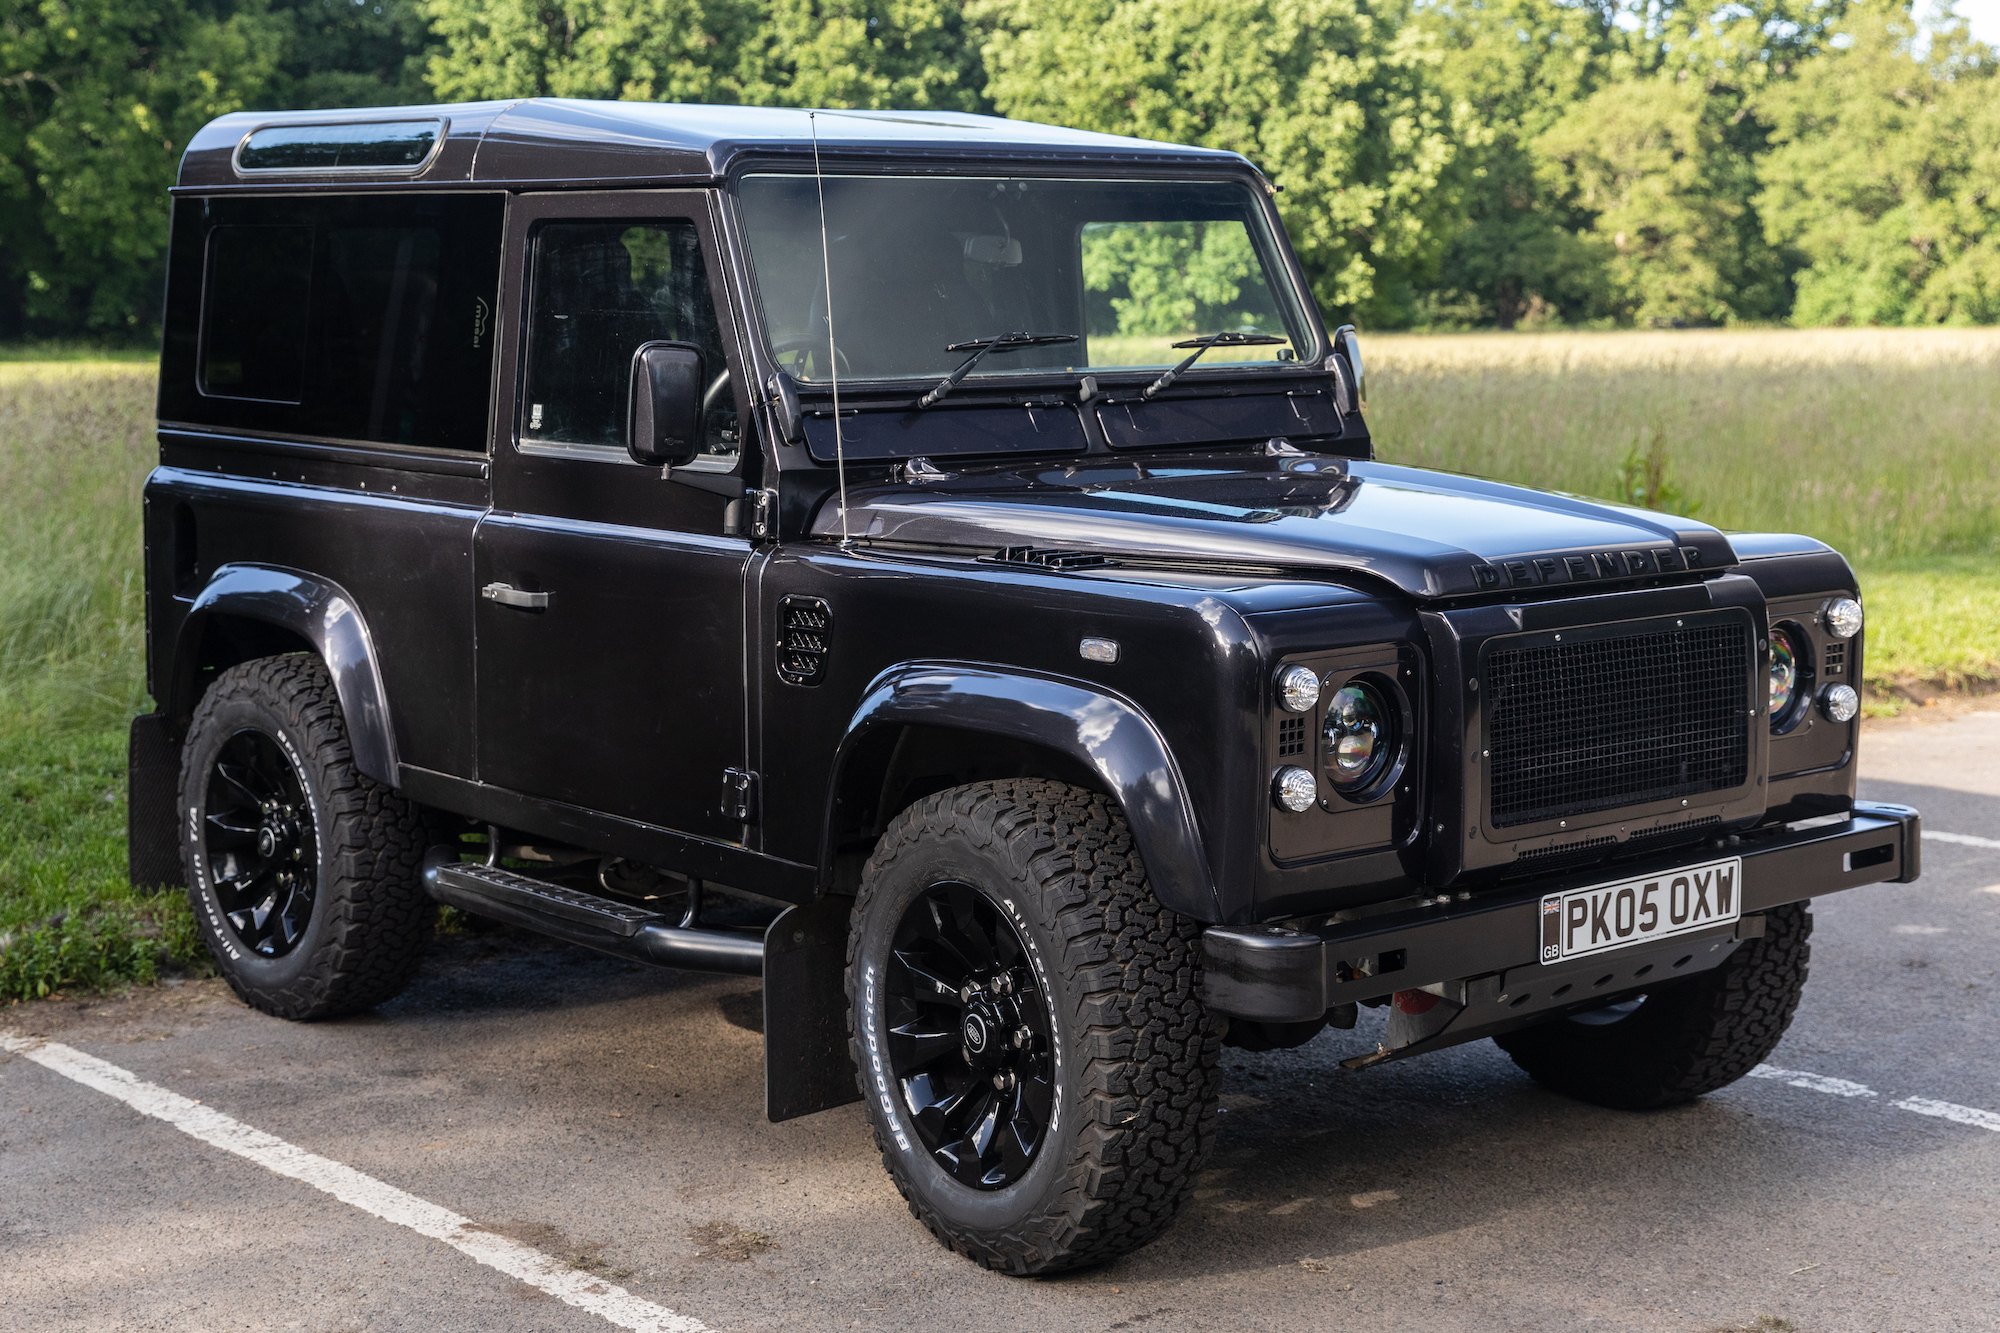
[917,332,1078,409]
[1141,331,1288,400]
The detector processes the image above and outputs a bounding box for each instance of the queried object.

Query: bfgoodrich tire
[846,779,1222,1274]
[179,654,433,1020]
[1494,901,1813,1110]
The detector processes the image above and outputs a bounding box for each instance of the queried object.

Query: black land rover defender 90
[130,100,1921,1274]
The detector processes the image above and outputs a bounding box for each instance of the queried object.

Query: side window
[163,194,504,451]
[200,226,314,402]
[521,221,739,463]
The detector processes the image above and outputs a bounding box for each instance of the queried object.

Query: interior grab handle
[482,582,551,610]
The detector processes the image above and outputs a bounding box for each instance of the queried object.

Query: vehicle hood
[812,456,1739,600]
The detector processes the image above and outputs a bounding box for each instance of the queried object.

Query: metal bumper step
[423,857,764,975]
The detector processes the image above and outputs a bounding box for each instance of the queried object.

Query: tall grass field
[1,332,1995,999]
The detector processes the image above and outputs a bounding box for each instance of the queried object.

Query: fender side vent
[777,595,832,686]
[989,546,1112,570]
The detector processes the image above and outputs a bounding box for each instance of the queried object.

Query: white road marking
[1892,1097,2000,1133]
[1748,1065,1877,1097]
[1747,1062,2000,1134]
[0,1034,710,1333]
[1927,830,2000,850]
[1893,925,1950,935]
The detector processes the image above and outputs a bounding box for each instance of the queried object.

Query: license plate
[1538,856,1743,965]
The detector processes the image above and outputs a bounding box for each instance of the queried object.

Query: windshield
[737,175,1314,385]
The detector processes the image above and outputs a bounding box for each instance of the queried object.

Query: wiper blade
[917,332,1078,409]
[1141,331,1288,400]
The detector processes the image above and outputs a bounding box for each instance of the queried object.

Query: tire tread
[846,778,1222,1274]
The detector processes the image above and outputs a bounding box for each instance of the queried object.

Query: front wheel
[847,779,1222,1274]
[1494,901,1813,1109]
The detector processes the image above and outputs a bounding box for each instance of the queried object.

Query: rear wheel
[180,655,433,1019]
[1494,902,1812,1109]
[847,779,1222,1274]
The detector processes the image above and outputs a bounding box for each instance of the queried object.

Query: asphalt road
[5,715,1998,1333]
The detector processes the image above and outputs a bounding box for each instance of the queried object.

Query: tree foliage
[1,0,1997,339]
[1758,3,2000,324]
[978,0,1469,327]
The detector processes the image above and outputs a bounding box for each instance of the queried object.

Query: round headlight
[1324,682,1392,791]
[1273,765,1318,812]
[1277,664,1321,714]
[1821,683,1860,722]
[1824,597,1863,639]
[1769,626,1801,726]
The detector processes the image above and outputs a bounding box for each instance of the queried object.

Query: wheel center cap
[257,827,279,858]
[962,1013,989,1054]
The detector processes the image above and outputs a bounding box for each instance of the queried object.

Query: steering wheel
[701,368,733,414]
[770,337,853,380]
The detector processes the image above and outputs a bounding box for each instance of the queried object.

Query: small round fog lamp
[1824,597,1863,639]
[1821,683,1860,722]
[1277,664,1321,714]
[1273,766,1318,812]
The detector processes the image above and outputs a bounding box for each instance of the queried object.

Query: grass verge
[1853,557,2000,715]
[0,361,211,1002]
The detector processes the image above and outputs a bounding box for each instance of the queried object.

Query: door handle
[482,582,551,610]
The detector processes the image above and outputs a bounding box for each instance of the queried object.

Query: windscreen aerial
[737,175,1314,387]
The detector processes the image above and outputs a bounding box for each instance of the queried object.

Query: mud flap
[128,712,185,892]
[764,894,863,1122]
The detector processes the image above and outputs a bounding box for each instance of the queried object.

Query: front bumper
[1204,801,1920,1030]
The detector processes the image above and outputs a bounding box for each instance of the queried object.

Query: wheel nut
[1013,1026,1033,1049]
[991,1071,1016,1091]
[959,983,978,1004]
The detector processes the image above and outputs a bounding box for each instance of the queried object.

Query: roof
[175,98,1251,192]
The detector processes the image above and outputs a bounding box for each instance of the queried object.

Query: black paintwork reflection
[813,456,1737,599]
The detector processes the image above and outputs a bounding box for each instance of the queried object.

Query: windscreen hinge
[721,768,760,824]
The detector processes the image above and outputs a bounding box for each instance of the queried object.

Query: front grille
[1486,620,1751,828]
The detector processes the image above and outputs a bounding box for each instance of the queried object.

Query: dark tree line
[1,0,1993,340]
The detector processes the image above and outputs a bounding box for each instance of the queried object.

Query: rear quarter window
[161,193,504,452]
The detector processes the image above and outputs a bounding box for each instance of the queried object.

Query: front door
[475,191,752,844]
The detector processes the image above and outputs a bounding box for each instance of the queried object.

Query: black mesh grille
[1486,620,1751,828]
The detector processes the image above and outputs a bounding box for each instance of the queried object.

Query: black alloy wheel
[200,729,321,958]
[181,654,433,1019]
[848,779,1223,1274]
[884,881,1056,1190]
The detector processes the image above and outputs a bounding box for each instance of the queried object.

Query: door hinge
[721,768,760,824]
[749,488,777,540]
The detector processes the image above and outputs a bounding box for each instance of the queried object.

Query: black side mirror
[628,341,706,467]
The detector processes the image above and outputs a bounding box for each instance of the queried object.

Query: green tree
[734,0,987,108]
[0,0,286,339]
[1534,70,1756,324]
[1419,0,1620,327]
[264,0,435,109]
[974,0,1472,327]
[1758,1,2000,324]
[421,0,985,109]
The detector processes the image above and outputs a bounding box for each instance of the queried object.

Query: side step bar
[423,858,764,975]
